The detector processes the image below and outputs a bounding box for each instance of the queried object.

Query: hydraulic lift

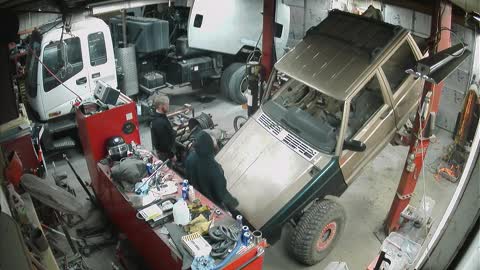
[384,0,471,234]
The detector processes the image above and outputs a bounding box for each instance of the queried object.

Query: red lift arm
[385,0,452,233]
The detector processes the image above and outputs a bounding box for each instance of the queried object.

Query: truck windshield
[262,78,343,154]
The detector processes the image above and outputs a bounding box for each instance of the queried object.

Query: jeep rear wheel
[288,199,346,265]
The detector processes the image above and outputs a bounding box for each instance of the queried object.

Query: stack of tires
[220,63,248,104]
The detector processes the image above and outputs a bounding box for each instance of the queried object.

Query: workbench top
[95,158,265,270]
[97,161,231,254]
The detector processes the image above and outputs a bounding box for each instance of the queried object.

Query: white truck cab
[26,16,116,123]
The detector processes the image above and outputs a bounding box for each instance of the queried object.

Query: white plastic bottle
[173,198,191,225]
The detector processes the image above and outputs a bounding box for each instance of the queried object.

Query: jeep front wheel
[288,199,346,265]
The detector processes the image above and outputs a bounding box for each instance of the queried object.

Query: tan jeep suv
[216,10,424,265]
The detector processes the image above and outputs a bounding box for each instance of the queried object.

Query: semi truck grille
[257,113,318,161]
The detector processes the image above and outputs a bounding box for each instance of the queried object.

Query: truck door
[40,34,90,119]
[86,30,117,90]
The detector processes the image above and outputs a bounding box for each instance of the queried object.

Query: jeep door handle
[76,77,87,85]
[92,72,101,78]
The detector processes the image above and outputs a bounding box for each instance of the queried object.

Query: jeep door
[338,71,397,184]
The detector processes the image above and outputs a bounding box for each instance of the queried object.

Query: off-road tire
[288,199,346,265]
[220,63,243,100]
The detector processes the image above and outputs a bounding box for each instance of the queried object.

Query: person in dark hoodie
[183,119,202,184]
[187,130,239,211]
[150,95,176,161]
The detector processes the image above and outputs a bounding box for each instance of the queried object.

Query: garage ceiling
[0,0,98,10]
[0,0,478,25]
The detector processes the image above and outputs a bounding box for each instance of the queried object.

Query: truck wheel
[220,63,243,100]
[289,199,346,265]
[228,64,248,104]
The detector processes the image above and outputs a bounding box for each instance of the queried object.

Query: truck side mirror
[343,139,366,152]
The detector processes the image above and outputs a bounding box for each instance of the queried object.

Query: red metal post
[385,0,451,234]
[261,0,275,80]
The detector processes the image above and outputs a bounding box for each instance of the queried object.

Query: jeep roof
[275,10,407,101]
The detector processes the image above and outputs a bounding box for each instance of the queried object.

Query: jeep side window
[42,37,83,92]
[88,32,107,66]
[381,41,416,94]
[346,76,385,139]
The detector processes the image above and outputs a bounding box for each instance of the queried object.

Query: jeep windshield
[262,77,343,154]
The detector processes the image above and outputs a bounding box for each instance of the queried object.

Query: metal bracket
[396,192,414,200]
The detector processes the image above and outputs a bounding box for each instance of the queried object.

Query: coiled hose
[210,230,243,270]
[207,225,240,258]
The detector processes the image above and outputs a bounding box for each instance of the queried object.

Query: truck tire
[288,199,346,265]
[220,63,243,100]
[228,64,248,104]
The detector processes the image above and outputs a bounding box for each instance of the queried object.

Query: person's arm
[167,121,177,154]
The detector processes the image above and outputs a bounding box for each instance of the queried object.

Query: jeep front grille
[257,113,318,161]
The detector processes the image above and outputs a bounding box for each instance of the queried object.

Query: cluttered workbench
[76,92,266,270]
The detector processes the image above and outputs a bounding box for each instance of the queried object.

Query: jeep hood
[216,111,330,228]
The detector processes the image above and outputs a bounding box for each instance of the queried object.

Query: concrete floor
[45,91,457,270]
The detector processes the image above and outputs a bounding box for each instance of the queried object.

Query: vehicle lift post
[246,0,275,117]
[385,0,452,234]
[261,0,275,81]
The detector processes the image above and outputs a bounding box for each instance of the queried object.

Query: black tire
[227,64,248,104]
[288,199,346,265]
[220,63,243,100]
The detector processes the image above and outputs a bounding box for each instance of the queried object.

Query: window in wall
[42,37,83,92]
[381,41,417,94]
[88,32,107,66]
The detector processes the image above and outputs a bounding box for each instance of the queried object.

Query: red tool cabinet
[76,94,141,187]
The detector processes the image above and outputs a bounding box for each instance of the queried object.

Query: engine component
[110,16,169,53]
[167,56,216,84]
[189,112,214,130]
[106,136,128,161]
